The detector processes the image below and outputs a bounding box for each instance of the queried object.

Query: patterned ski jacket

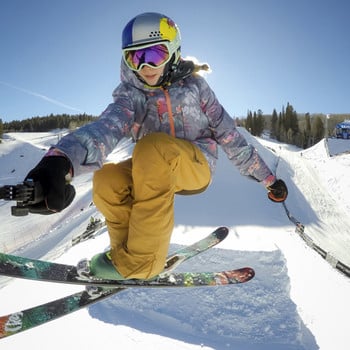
[55,60,275,185]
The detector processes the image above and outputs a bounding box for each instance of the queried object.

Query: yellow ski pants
[93,133,211,279]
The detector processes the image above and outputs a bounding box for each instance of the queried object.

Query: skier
[24,12,288,280]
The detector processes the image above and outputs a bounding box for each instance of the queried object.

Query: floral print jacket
[55,60,274,185]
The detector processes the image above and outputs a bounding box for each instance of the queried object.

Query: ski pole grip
[0,180,44,216]
[11,180,44,216]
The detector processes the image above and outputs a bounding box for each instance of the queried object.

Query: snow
[1,130,350,349]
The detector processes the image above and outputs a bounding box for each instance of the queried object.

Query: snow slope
[0,130,350,350]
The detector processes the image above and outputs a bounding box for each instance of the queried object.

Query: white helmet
[122,12,181,64]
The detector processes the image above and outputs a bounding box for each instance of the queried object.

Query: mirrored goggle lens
[124,44,170,71]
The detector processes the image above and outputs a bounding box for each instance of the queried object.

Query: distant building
[335,120,350,139]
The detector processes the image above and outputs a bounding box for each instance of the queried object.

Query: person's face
[137,65,165,86]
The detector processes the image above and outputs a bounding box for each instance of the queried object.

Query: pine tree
[285,103,299,143]
[0,118,3,140]
[313,116,324,143]
[305,113,312,147]
[246,110,253,134]
[256,109,264,136]
[270,109,278,139]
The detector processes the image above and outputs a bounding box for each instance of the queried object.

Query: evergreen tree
[246,110,253,134]
[256,109,264,136]
[304,113,312,147]
[313,116,324,143]
[277,110,285,142]
[270,109,278,139]
[245,110,264,136]
[285,103,299,143]
[252,111,257,135]
[0,118,3,140]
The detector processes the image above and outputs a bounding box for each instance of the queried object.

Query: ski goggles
[122,42,171,72]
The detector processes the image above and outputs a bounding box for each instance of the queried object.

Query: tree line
[1,113,98,134]
[1,106,349,149]
[242,103,349,149]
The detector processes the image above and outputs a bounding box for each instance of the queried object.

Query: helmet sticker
[159,17,177,41]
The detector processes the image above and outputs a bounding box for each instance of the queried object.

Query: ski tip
[214,226,229,240]
[245,267,255,280]
[225,267,255,283]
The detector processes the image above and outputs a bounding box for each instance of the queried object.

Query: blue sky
[1,0,349,122]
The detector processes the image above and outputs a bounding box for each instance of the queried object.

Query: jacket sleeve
[197,76,275,184]
[55,85,137,176]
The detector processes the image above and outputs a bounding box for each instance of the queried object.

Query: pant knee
[93,163,115,199]
[93,160,132,205]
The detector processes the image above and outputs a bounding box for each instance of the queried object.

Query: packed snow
[0,129,349,349]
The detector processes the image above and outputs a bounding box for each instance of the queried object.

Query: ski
[0,269,253,339]
[0,227,254,339]
[0,287,124,339]
[0,227,230,286]
[71,217,106,246]
[70,267,254,288]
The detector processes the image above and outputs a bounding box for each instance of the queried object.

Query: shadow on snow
[88,247,318,350]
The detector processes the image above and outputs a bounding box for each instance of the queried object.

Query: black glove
[25,156,75,214]
[267,179,288,203]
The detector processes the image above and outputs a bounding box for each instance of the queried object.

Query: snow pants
[92,133,211,279]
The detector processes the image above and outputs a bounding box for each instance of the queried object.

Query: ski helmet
[122,12,181,67]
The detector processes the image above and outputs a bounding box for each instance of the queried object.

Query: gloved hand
[267,179,288,203]
[25,155,75,214]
